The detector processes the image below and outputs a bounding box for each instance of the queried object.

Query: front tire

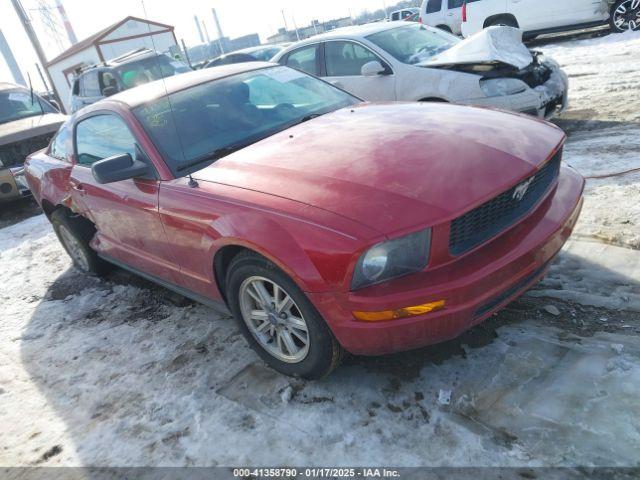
[51,209,110,276]
[226,252,343,379]
[610,0,640,32]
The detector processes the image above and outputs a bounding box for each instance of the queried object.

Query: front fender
[209,212,329,292]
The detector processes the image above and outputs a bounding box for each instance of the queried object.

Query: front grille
[0,133,53,168]
[449,151,562,256]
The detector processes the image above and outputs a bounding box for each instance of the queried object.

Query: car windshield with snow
[273,23,569,119]
[24,63,584,379]
[367,23,459,64]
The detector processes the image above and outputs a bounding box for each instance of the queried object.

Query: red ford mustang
[25,63,584,378]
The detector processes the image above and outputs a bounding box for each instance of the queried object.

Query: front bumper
[469,66,569,120]
[0,166,31,203]
[308,166,584,355]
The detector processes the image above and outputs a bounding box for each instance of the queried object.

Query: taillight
[462,2,467,22]
[419,16,423,23]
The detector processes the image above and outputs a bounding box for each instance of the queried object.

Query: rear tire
[485,15,519,28]
[51,209,110,276]
[226,251,343,379]
[435,24,452,33]
[610,0,640,32]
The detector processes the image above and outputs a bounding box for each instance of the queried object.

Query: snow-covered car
[272,23,568,119]
[461,0,638,38]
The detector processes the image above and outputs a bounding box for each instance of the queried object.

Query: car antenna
[27,72,34,105]
[188,174,199,188]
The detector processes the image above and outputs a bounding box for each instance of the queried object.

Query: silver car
[272,23,568,119]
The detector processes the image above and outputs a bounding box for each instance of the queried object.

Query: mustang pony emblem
[513,176,535,201]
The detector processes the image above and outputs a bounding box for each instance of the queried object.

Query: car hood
[194,103,564,235]
[423,26,533,70]
[0,113,66,146]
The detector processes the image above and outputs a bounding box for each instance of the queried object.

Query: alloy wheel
[238,276,310,363]
[613,0,640,31]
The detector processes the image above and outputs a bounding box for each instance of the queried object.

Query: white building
[46,16,179,111]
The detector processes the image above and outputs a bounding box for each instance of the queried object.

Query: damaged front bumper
[0,166,31,203]
[468,62,569,120]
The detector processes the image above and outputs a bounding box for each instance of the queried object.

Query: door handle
[447,12,454,16]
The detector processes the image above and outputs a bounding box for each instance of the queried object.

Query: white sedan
[272,22,568,119]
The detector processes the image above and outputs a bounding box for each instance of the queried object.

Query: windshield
[116,55,191,90]
[367,24,460,65]
[0,89,56,125]
[133,66,359,176]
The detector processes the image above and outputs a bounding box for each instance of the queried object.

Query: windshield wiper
[176,142,252,173]
[290,113,323,126]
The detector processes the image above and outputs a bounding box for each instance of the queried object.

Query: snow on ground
[1,31,640,468]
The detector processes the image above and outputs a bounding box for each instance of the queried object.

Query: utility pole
[10,0,64,111]
[0,29,26,86]
[281,10,289,32]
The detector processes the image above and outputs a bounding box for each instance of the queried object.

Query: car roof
[0,82,22,92]
[300,21,412,42]
[105,61,274,109]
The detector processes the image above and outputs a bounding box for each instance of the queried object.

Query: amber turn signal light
[353,300,446,322]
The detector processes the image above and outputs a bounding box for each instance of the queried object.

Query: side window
[81,72,100,97]
[72,79,80,96]
[427,0,443,13]
[75,115,136,166]
[49,123,71,161]
[325,41,381,77]
[284,45,319,75]
[99,71,118,94]
[448,0,465,8]
[391,12,400,21]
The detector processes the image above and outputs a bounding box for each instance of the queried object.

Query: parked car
[70,48,191,113]
[461,0,637,38]
[389,7,420,21]
[0,82,66,205]
[420,0,468,34]
[25,63,584,378]
[272,23,568,119]
[205,45,288,68]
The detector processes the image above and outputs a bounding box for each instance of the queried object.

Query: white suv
[461,0,638,38]
[420,0,471,34]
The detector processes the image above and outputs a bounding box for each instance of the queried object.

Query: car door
[555,0,606,25]
[322,40,397,101]
[508,0,562,30]
[422,0,446,28]
[69,112,180,283]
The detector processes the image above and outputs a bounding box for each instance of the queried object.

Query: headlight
[351,228,431,290]
[480,78,528,97]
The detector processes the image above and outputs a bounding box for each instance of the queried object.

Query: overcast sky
[0,0,389,90]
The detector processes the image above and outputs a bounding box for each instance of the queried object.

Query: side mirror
[91,153,151,184]
[102,86,119,97]
[361,60,387,77]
